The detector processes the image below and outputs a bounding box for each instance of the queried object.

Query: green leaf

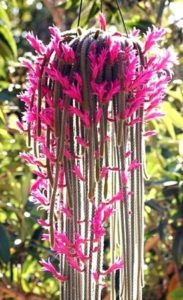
[0,224,10,263]
[0,39,14,60]
[0,24,17,59]
[86,1,99,23]
[22,255,37,275]
[162,102,183,129]
[0,6,10,26]
[0,108,6,123]
[162,115,176,139]
[167,89,183,102]
[0,56,6,78]
[169,288,183,300]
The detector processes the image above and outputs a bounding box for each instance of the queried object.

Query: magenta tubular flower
[20,15,177,300]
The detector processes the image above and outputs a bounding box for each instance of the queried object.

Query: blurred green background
[0,0,183,299]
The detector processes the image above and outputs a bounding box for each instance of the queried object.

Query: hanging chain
[77,0,83,27]
[115,0,129,36]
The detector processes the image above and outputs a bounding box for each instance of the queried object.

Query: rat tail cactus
[19,13,177,300]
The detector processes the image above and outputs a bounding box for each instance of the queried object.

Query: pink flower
[98,12,106,31]
[109,41,120,64]
[121,172,128,186]
[68,106,90,127]
[100,167,109,179]
[64,84,82,103]
[76,136,89,148]
[155,47,178,76]
[60,205,73,218]
[55,232,73,248]
[145,111,165,121]
[21,58,34,70]
[66,257,84,272]
[128,160,141,172]
[103,206,113,222]
[20,153,45,167]
[101,259,124,275]
[72,165,85,181]
[127,117,142,126]
[40,108,54,128]
[95,108,103,124]
[60,43,75,63]
[58,168,65,188]
[92,203,113,241]
[143,130,157,137]
[98,48,108,72]
[31,178,46,192]
[20,152,34,164]
[91,81,107,102]
[105,80,121,102]
[92,271,100,283]
[130,27,140,38]
[31,190,48,206]
[109,191,124,204]
[41,145,55,162]
[40,259,68,281]
[64,148,72,159]
[125,151,132,158]
[16,120,26,132]
[26,32,46,54]
[143,26,166,53]
[49,25,61,43]
[37,218,50,227]
[74,72,83,86]
[45,66,70,89]
[32,170,47,179]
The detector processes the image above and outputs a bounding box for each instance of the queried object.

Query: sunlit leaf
[162,115,176,139]
[0,25,17,59]
[167,89,183,102]
[0,6,10,26]
[162,102,183,129]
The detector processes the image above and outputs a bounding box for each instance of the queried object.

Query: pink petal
[37,218,50,227]
[95,108,103,124]
[76,136,89,148]
[60,205,73,218]
[121,172,128,186]
[128,160,141,172]
[72,165,85,181]
[16,120,26,132]
[26,32,46,54]
[101,259,124,275]
[143,26,166,53]
[66,257,85,272]
[31,178,44,192]
[98,12,106,31]
[100,167,109,179]
[145,111,165,121]
[92,271,100,283]
[40,259,68,281]
[109,191,124,204]
[143,130,157,137]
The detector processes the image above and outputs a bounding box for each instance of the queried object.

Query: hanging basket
[19,15,176,300]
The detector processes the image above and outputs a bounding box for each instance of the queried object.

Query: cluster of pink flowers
[19,13,177,299]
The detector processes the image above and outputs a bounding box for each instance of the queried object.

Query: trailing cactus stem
[21,21,176,300]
